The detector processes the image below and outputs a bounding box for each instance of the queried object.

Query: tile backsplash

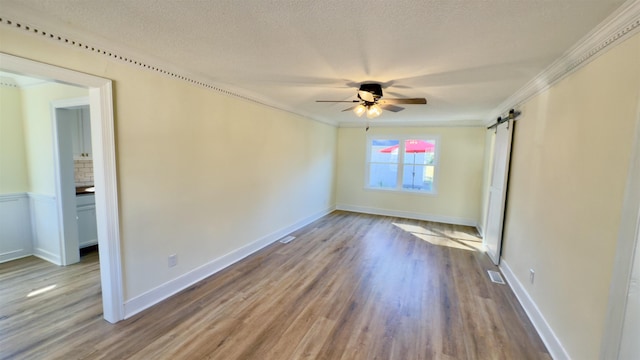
[74,160,94,186]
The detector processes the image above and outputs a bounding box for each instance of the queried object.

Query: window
[367,137,438,193]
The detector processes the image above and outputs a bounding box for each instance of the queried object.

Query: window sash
[366,136,438,193]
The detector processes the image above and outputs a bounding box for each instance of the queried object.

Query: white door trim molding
[51,97,89,266]
[600,85,640,359]
[0,52,124,323]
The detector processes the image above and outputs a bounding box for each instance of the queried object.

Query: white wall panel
[0,193,32,263]
[29,193,61,265]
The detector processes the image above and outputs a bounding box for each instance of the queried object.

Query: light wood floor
[1,211,550,359]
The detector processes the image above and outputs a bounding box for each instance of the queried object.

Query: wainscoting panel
[28,193,62,265]
[0,193,33,263]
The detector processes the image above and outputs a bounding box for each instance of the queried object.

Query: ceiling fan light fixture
[367,104,382,119]
[353,104,367,117]
[316,82,426,122]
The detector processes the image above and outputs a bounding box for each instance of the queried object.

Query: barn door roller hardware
[488,109,521,131]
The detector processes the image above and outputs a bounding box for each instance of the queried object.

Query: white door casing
[52,105,84,266]
[484,120,514,265]
[601,88,640,360]
[619,228,640,359]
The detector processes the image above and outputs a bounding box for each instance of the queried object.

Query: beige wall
[501,32,640,359]
[336,126,485,225]
[0,81,87,195]
[0,26,337,300]
[20,83,88,195]
[0,85,28,193]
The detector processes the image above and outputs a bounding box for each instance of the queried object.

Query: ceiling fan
[316,83,427,119]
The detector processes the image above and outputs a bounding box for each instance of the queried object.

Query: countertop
[76,186,96,195]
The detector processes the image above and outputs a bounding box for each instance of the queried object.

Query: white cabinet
[70,106,92,160]
[76,194,97,248]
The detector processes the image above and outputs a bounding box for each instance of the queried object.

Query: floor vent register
[279,236,296,244]
[487,270,506,285]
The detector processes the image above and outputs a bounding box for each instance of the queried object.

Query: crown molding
[487,0,640,125]
[0,11,338,128]
[2,2,635,130]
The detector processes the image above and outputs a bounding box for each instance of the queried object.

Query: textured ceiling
[0,0,627,126]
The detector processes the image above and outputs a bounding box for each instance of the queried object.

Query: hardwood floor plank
[0,211,550,359]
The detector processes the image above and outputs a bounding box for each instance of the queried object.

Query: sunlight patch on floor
[393,223,483,251]
[27,284,57,298]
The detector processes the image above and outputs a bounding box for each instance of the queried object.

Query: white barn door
[484,120,514,265]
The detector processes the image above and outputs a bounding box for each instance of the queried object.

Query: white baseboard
[499,259,570,360]
[335,204,478,227]
[123,206,335,319]
[0,249,31,263]
[33,247,62,265]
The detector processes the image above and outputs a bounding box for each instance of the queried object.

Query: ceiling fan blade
[379,98,427,105]
[316,100,359,103]
[381,104,405,112]
[358,90,375,102]
[341,106,358,112]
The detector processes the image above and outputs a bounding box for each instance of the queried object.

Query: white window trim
[365,135,440,195]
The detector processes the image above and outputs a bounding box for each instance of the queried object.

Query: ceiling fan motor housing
[358,83,383,101]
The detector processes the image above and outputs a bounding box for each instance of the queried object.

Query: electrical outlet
[529,269,535,284]
[168,254,177,268]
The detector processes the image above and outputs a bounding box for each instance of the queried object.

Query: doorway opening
[52,98,96,266]
[0,52,123,323]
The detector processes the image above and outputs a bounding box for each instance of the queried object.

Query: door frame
[51,98,90,266]
[0,52,124,323]
[600,88,640,359]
